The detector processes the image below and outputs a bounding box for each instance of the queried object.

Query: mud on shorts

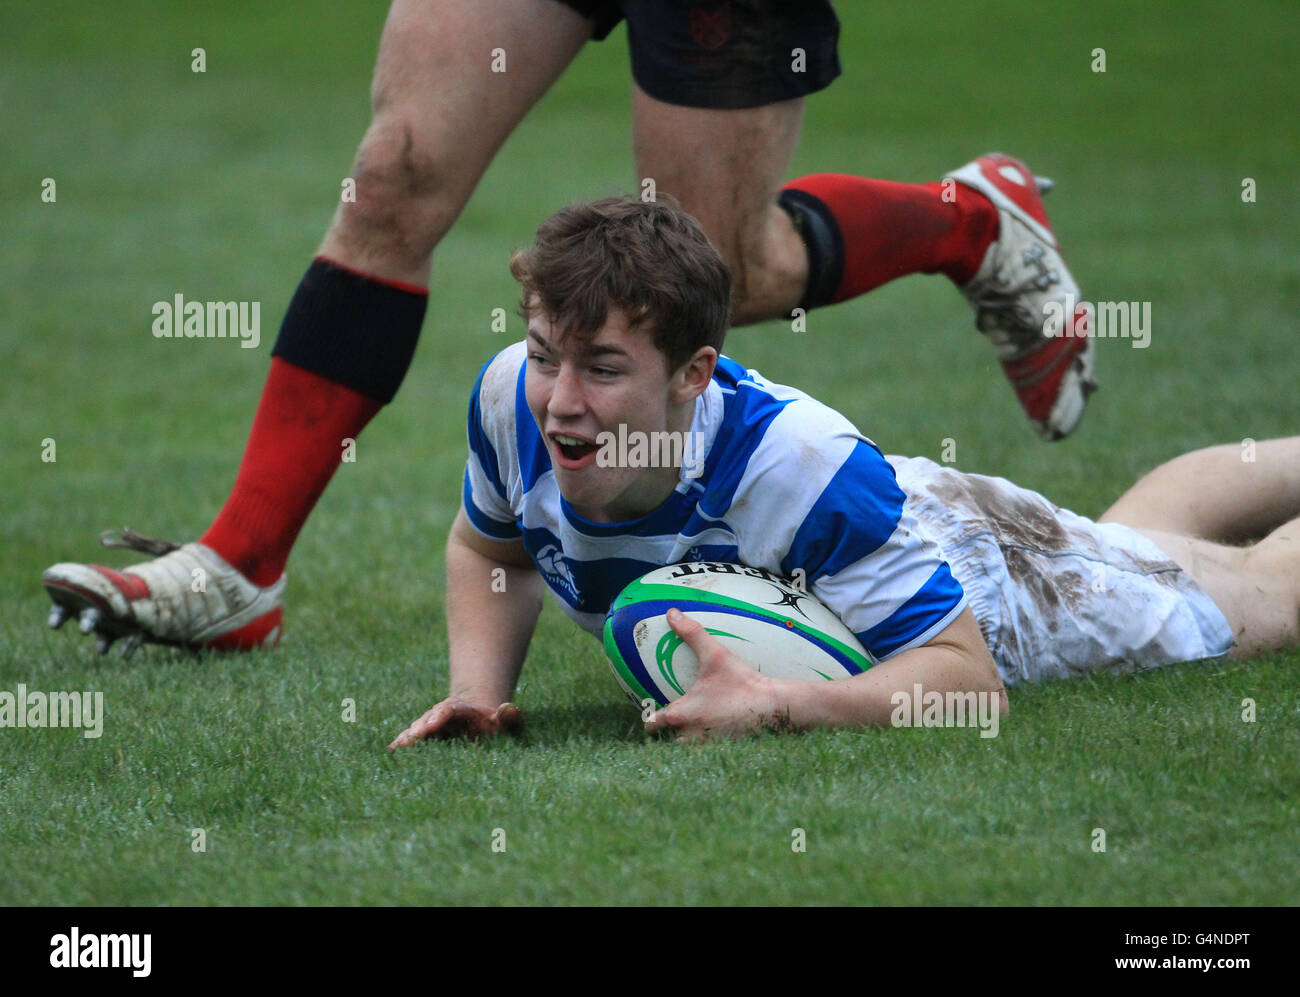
[887,456,1235,686]
[555,0,841,108]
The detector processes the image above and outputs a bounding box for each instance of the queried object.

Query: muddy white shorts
[887,456,1235,685]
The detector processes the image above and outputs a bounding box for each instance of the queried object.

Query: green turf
[1,0,1296,906]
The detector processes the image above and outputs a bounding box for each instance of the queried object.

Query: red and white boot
[947,153,1096,440]
[42,530,283,656]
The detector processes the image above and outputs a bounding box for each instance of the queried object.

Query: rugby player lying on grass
[391,196,1298,746]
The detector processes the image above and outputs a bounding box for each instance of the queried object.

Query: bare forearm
[774,608,1006,731]
[444,537,542,705]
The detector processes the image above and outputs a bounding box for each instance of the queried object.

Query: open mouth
[552,433,600,465]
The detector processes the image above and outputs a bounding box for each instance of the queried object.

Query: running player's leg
[623,0,830,323]
[636,90,1001,326]
[206,0,594,586]
[1099,437,1300,544]
[632,88,809,322]
[43,0,595,651]
[318,0,595,284]
[627,1,1092,440]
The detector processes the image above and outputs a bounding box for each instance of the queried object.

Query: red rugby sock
[199,357,382,586]
[782,174,1000,300]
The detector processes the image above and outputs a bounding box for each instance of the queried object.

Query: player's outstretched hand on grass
[388,698,522,750]
[644,608,787,742]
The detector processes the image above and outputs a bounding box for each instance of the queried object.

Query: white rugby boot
[42,530,283,656]
[946,153,1097,441]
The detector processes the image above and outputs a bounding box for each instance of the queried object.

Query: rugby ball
[603,561,874,708]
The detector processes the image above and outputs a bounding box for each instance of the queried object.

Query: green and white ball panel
[603,562,875,708]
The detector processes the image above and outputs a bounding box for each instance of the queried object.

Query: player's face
[524,308,710,523]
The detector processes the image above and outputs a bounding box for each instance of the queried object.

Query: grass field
[2,1,1297,906]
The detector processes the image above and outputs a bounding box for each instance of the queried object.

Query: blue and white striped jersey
[463,341,967,663]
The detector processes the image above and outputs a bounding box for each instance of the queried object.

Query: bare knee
[1100,444,1256,538]
[1234,552,1300,659]
[324,113,464,279]
[1102,441,1284,545]
[1248,528,1300,606]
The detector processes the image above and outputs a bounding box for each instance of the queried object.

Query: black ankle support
[777,188,845,312]
[271,258,428,403]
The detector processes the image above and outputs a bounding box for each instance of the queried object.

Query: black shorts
[556,0,840,109]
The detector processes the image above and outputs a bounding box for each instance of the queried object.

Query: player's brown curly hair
[509,195,731,372]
